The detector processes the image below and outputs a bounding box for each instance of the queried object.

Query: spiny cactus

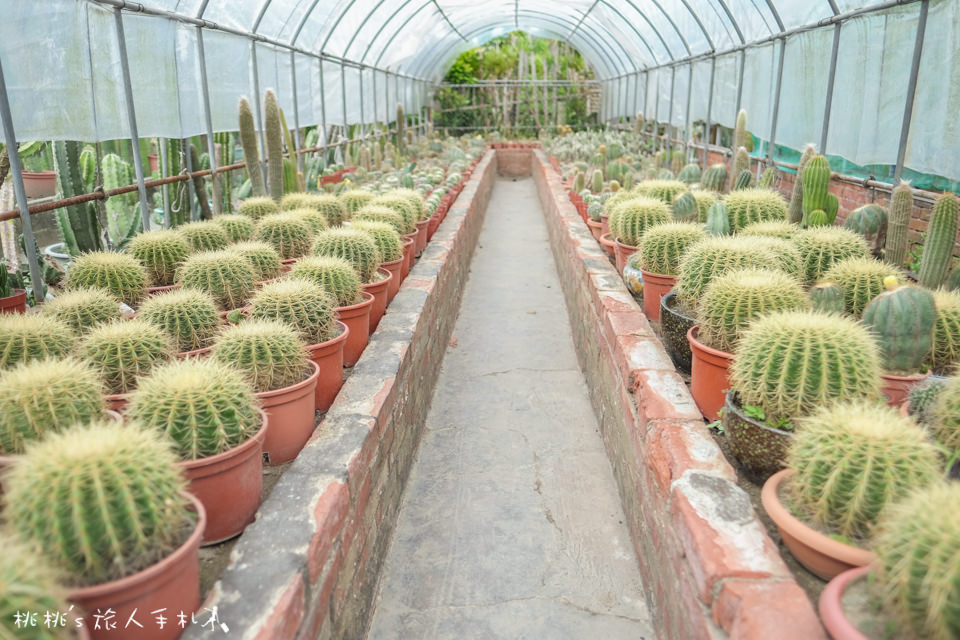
[80,319,175,394]
[704,201,731,237]
[801,154,831,223]
[843,203,887,256]
[634,179,688,205]
[701,164,728,193]
[351,221,404,263]
[671,191,698,222]
[249,279,337,345]
[733,109,749,153]
[874,483,960,640]
[128,229,192,286]
[758,166,778,189]
[885,181,913,267]
[749,236,804,279]
[128,358,261,460]
[863,281,937,374]
[677,163,701,185]
[0,357,105,455]
[239,97,266,197]
[634,223,706,276]
[733,168,753,190]
[43,287,120,334]
[264,90,284,201]
[697,268,808,353]
[691,190,717,223]
[353,205,406,235]
[312,228,382,283]
[340,190,375,215]
[0,533,74,640]
[212,319,310,393]
[254,212,313,260]
[806,209,829,227]
[917,193,960,289]
[54,140,103,256]
[387,188,426,222]
[792,226,870,284]
[928,289,960,374]
[788,144,816,224]
[177,250,256,310]
[722,189,787,231]
[907,376,946,424]
[573,171,586,192]
[740,220,799,240]
[214,214,256,243]
[823,257,901,317]
[178,220,230,252]
[311,194,348,226]
[280,192,316,211]
[732,147,750,184]
[237,196,280,221]
[137,288,221,353]
[809,281,845,314]
[930,375,960,457]
[674,236,783,310]
[3,420,191,586]
[787,400,940,539]
[587,202,603,222]
[289,256,363,307]
[370,194,418,233]
[66,251,148,306]
[730,311,882,421]
[590,169,604,194]
[0,314,75,369]
[607,196,672,247]
[286,207,329,234]
[228,240,283,282]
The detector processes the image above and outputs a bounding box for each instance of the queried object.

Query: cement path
[366,177,653,640]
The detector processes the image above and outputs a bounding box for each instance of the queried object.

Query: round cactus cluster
[786,400,940,539]
[42,287,120,334]
[177,220,230,252]
[212,319,310,393]
[177,250,257,310]
[633,179,688,204]
[387,188,426,221]
[674,236,782,310]
[370,194,418,233]
[136,288,222,353]
[340,190,375,214]
[823,257,901,317]
[0,357,105,455]
[312,227,382,283]
[862,283,937,374]
[351,221,404,262]
[279,192,317,211]
[289,256,364,307]
[238,196,280,221]
[254,212,314,260]
[0,314,75,370]
[80,319,175,394]
[249,279,337,345]
[0,532,73,639]
[791,227,870,284]
[3,419,191,586]
[228,240,283,282]
[929,289,960,374]
[721,189,788,231]
[213,214,256,243]
[633,222,706,276]
[127,229,191,286]
[930,375,960,458]
[128,358,261,460]
[607,196,672,246]
[740,220,800,240]
[730,310,883,421]
[286,207,329,234]
[66,251,149,306]
[311,194,349,226]
[353,205,406,235]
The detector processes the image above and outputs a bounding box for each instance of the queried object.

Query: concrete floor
[366,177,652,640]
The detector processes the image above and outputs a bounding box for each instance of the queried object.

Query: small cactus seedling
[66,251,148,306]
[237,196,280,221]
[137,288,222,353]
[80,319,175,394]
[289,256,363,307]
[213,214,256,243]
[253,213,313,260]
[177,220,230,252]
[43,287,120,334]
[312,228,382,283]
[634,223,706,276]
[862,280,937,374]
[0,314,75,370]
[127,229,191,286]
[212,319,310,393]
[248,279,337,345]
[177,250,257,310]
[823,257,902,317]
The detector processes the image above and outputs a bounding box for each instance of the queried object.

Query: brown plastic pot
[381,256,403,304]
[640,271,675,322]
[599,232,616,259]
[307,321,348,412]
[427,210,441,240]
[403,230,419,260]
[586,218,602,242]
[361,268,392,333]
[819,566,872,640]
[22,170,57,199]
[613,238,637,275]
[401,237,415,279]
[0,289,27,314]
[415,220,429,255]
[688,326,733,421]
[337,292,373,367]
[180,410,268,544]
[762,469,876,580]
[722,392,794,481]
[880,370,929,407]
[69,493,205,640]
[258,359,320,465]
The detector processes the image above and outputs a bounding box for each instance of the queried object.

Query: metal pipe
[894,0,929,184]
[319,57,328,159]
[767,37,786,165]
[703,55,716,169]
[291,51,304,178]
[819,22,843,152]
[667,66,676,157]
[196,27,222,216]
[341,61,348,153]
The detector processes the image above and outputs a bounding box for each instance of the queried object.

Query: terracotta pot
[415,219,429,255]
[722,392,794,481]
[338,292,373,367]
[258,359,320,465]
[180,410,267,544]
[147,153,159,174]
[281,257,299,268]
[613,238,637,275]
[586,218,603,242]
[381,257,403,304]
[880,370,929,407]
[640,271,675,322]
[578,201,588,221]
[306,321,348,412]
[599,232,616,259]
[688,327,733,421]
[403,229,419,258]
[600,213,610,238]
[762,469,876,580]
[146,283,180,297]
[105,393,130,414]
[427,212,440,240]
[22,171,57,199]
[175,345,212,360]
[659,291,695,373]
[819,566,872,640]
[622,259,644,297]
[361,268,392,333]
[70,494,205,640]
[0,288,27,314]
[401,238,415,279]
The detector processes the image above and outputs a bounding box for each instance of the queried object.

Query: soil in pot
[659,291,695,373]
[640,271,675,322]
[0,288,27,314]
[307,321,348,412]
[723,392,794,482]
[688,326,733,421]
[599,232,616,259]
[338,292,373,367]
[258,359,320,465]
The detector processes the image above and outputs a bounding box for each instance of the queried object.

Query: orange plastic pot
[180,410,267,544]
[337,293,373,367]
[401,237,415,279]
[0,288,27,314]
[880,370,929,407]
[70,494,205,640]
[640,271,676,322]
[307,321,348,412]
[361,268,392,333]
[415,219,429,255]
[586,218,602,242]
[599,232,616,259]
[819,566,872,640]
[613,238,637,274]
[688,326,733,421]
[381,257,403,304]
[258,359,320,464]
[427,211,441,240]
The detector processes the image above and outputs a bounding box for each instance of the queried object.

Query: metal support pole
[734,49,746,123]
[372,68,379,137]
[319,58,328,159]
[684,65,693,159]
[250,41,268,188]
[158,138,170,228]
[340,60,348,152]
[197,28,222,215]
[0,58,44,301]
[652,73,660,152]
[820,23,843,153]
[290,51,304,178]
[114,9,151,232]
[894,0,929,184]
[385,71,392,138]
[643,71,651,134]
[633,71,640,124]
[182,136,198,222]
[359,66,366,139]
[703,55,716,169]
[667,66,676,156]
[767,37,786,166]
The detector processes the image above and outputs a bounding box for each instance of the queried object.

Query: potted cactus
[177,220,229,252]
[916,192,959,289]
[248,279,348,411]
[65,251,149,307]
[0,262,26,314]
[791,227,869,285]
[0,314,75,370]
[351,221,405,301]
[633,178,688,204]
[389,188,429,254]
[926,375,960,476]
[136,288,222,356]
[3,420,206,640]
[211,320,319,464]
[762,400,939,580]
[740,220,800,240]
[213,214,256,243]
[254,212,314,262]
[286,207,329,234]
[928,289,960,375]
[127,229,191,290]
[128,359,267,543]
[237,196,280,221]
[631,222,705,320]
[689,269,807,420]
[353,205,406,235]
[607,196,672,273]
[310,193,349,227]
[312,228,389,332]
[720,188,788,231]
[823,256,902,317]
[228,241,283,282]
[177,250,256,313]
[341,190,375,215]
[725,310,883,478]
[42,287,120,334]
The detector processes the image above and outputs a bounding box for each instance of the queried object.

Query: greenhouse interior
[1,1,959,639]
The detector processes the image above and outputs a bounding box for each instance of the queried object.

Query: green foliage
[722,188,787,231]
[607,196,672,246]
[885,181,913,267]
[43,287,119,334]
[213,214,256,243]
[128,229,192,286]
[788,145,816,224]
[254,212,313,260]
[66,251,148,306]
[249,279,337,345]
[80,319,174,394]
[0,314,74,370]
[791,227,871,285]
[634,179,688,204]
[674,236,782,309]
[312,228,382,283]
[787,400,940,539]
[823,257,901,317]
[237,196,279,221]
[351,221,404,263]
[917,193,960,289]
[177,250,256,310]
[212,319,310,393]
[128,358,261,460]
[239,97,266,197]
[177,220,229,252]
[863,284,937,374]
[634,223,706,276]
[290,256,364,307]
[136,288,221,353]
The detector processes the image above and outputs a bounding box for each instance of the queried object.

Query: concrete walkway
[366,177,652,640]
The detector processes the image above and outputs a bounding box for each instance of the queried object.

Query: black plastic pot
[722,392,795,482]
[659,290,695,373]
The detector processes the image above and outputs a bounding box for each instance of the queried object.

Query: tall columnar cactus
[732,148,750,188]
[127,229,191,286]
[212,319,310,393]
[741,220,799,240]
[254,213,313,260]
[722,189,788,231]
[733,168,753,191]
[3,420,191,586]
[80,319,174,395]
[607,197,672,247]
[677,163,701,185]
[674,236,782,310]
[733,109,749,154]
[697,268,808,353]
[801,154,831,224]
[129,358,261,460]
[0,357,105,455]
[729,310,882,421]
[238,97,267,197]
[43,287,120,334]
[353,205,406,235]
[928,289,960,374]
[633,223,706,276]
[573,171,586,193]
[0,533,73,640]
[177,250,257,310]
[53,140,103,255]
[0,315,74,370]
[917,193,960,289]
[396,104,406,154]
[701,164,728,193]
[214,214,256,243]
[137,288,221,353]
[264,90,284,201]
[788,144,816,224]
[823,257,902,317]
[177,220,230,252]
[634,179,688,205]
[758,166,778,189]
[340,190,375,215]
[885,181,913,267]
[874,483,960,640]
[102,153,141,247]
[591,169,604,194]
[930,375,960,457]
[351,221,404,263]
[787,400,940,539]
[862,280,937,374]
[808,281,845,314]
[289,256,364,307]
[312,228,383,283]
[249,279,337,345]
[792,227,870,284]
[238,196,280,221]
[65,251,148,306]
[228,241,282,282]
